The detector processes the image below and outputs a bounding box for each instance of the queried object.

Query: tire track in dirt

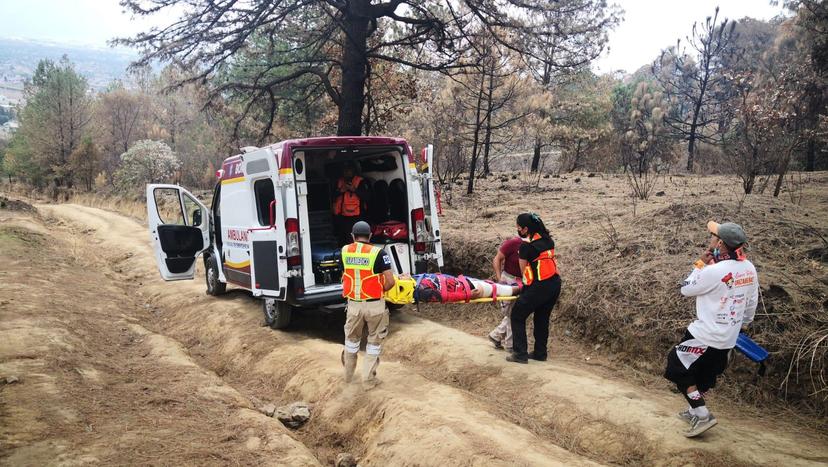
[0,212,321,466]
[39,203,828,466]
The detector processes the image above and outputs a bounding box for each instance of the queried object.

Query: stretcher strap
[438,274,448,303]
[413,274,427,303]
[456,275,471,303]
[484,280,498,300]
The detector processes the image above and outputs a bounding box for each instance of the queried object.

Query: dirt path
[7,202,827,466]
[0,210,321,466]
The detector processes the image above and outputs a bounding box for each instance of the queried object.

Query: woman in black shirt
[507,213,562,364]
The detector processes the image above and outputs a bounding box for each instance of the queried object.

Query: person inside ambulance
[664,221,758,438]
[341,221,396,388]
[507,213,562,364]
[333,162,369,245]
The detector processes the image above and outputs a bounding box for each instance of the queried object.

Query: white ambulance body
[146,136,443,328]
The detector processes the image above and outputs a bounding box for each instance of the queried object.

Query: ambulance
[146,136,443,328]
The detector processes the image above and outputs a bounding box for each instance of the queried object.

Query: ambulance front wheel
[205,255,226,296]
[263,298,292,329]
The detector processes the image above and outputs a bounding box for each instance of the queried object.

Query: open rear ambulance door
[246,147,289,300]
[421,144,444,268]
[146,184,211,280]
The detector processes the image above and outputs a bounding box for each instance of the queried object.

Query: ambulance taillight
[285,217,301,267]
[411,208,426,254]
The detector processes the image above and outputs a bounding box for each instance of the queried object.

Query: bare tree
[96,82,147,175]
[652,7,737,171]
[117,0,620,137]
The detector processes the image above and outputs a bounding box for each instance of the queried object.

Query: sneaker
[488,335,504,350]
[684,414,718,438]
[677,409,694,425]
[506,353,529,364]
[529,352,547,361]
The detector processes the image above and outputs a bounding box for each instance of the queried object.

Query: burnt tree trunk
[531,63,553,172]
[466,69,487,195]
[482,65,495,176]
[773,151,793,198]
[337,3,370,136]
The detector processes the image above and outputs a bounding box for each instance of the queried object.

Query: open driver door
[146,184,211,280]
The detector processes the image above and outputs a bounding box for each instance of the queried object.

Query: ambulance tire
[263,298,292,329]
[205,254,226,296]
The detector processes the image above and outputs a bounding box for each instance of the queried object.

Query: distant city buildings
[0,119,18,139]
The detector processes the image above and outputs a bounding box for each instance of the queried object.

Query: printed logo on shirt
[345,257,371,266]
[733,270,755,287]
[721,272,734,289]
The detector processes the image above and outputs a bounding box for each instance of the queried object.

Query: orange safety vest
[522,234,558,286]
[341,242,385,300]
[334,176,363,217]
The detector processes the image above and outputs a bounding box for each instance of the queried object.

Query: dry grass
[439,171,828,419]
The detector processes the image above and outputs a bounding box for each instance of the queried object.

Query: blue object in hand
[735,332,769,363]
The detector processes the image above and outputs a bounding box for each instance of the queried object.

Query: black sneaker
[529,352,547,361]
[506,353,529,364]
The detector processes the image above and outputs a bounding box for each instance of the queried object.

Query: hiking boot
[684,414,718,438]
[506,353,529,364]
[488,335,504,350]
[677,409,694,425]
[529,352,547,361]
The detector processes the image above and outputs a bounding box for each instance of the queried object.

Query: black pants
[664,330,730,393]
[511,275,562,359]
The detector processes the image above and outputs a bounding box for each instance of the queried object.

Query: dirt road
[3,202,827,466]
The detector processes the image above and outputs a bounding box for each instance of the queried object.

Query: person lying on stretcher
[384,273,522,305]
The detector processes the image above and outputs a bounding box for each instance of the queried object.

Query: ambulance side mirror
[192,209,202,227]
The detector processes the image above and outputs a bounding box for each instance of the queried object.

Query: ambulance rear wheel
[205,255,226,296]
[263,298,292,329]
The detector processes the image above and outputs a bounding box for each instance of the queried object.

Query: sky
[592,0,789,73]
[0,0,790,72]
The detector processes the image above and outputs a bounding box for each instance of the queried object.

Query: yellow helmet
[384,277,416,305]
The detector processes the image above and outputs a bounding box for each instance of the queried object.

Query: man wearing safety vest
[507,213,562,364]
[333,163,368,245]
[341,221,396,386]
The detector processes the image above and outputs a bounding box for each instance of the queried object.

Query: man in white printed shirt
[664,221,759,438]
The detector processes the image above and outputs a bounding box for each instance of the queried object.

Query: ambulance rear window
[254,178,276,226]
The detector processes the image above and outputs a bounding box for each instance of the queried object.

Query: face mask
[713,247,721,261]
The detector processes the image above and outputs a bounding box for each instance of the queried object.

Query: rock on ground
[276,401,311,428]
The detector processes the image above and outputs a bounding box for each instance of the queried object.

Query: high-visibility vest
[522,234,558,286]
[341,242,385,300]
[334,176,363,217]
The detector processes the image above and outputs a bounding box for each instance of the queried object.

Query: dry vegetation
[436,171,828,419]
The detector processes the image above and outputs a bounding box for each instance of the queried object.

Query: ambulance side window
[182,193,203,227]
[254,178,276,226]
[153,188,185,225]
